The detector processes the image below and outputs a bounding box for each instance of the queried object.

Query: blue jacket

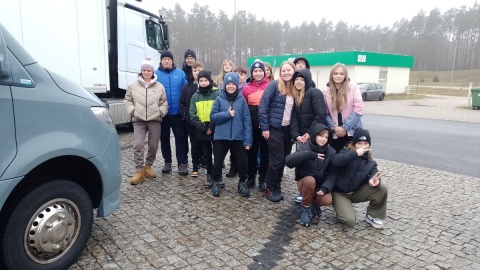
[155,66,187,115]
[259,80,287,131]
[210,90,253,147]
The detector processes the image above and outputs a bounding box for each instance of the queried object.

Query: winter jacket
[182,64,194,84]
[242,76,270,129]
[258,80,288,131]
[323,83,364,138]
[210,90,253,147]
[330,149,378,193]
[180,81,198,126]
[285,124,337,193]
[290,69,327,139]
[124,76,168,122]
[154,65,187,116]
[190,88,219,140]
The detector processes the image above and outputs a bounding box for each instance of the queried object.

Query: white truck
[0,0,169,125]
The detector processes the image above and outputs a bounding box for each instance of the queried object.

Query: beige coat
[124,76,168,122]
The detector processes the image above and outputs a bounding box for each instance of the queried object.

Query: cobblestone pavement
[70,97,480,270]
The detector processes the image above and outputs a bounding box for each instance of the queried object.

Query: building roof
[247,51,414,69]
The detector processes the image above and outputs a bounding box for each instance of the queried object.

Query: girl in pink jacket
[323,63,364,153]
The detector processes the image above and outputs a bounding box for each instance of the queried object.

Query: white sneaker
[365,214,384,229]
[294,193,302,204]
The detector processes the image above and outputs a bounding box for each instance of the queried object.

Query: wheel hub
[25,199,80,264]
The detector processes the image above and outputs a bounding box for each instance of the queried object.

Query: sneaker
[295,193,303,204]
[204,175,213,189]
[264,189,282,202]
[218,180,225,189]
[191,164,199,177]
[162,162,172,173]
[311,203,322,224]
[300,206,311,227]
[245,176,256,189]
[178,163,188,175]
[210,181,221,197]
[365,214,384,229]
[237,182,251,197]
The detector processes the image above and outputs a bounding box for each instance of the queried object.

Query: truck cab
[0,0,169,125]
[0,23,121,270]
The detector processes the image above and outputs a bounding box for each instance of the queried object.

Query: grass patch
[410,69,480,86]
[409,87,468,97]
[384,94,427,100]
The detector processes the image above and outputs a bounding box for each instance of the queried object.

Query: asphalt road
[363,114,480,178]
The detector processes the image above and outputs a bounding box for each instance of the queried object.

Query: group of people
[124,50,388,229]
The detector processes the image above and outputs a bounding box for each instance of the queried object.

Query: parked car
[0,23,121,270]
[358,83,385,101]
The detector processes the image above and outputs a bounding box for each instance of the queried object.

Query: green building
[248,51,414,94]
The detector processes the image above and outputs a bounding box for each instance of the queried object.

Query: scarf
[225,90,238,102]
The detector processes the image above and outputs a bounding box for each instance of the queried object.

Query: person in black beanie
[329,128,388,229]
[183,49,197,83]
[293,56,316,88]
[155,50,189,175]
[189,69,219,183]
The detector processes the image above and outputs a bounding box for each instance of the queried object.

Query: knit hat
[292,70,306,82]
[141,58,155,72]
[352,128,371,145]
[184,49,196,60]
[198,70,213,84]
[161,50,174,61]
[223,72,239,88]
[293,56,311,69]
[250,59,265,76]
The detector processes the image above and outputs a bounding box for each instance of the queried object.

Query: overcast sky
[145,0,478,27]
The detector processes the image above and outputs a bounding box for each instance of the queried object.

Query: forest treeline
[159,2,480,73]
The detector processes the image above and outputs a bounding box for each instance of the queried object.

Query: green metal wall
[247,51,414,69]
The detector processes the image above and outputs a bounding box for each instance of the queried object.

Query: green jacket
[189,88,219,140]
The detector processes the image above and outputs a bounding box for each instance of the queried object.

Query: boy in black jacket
[286,123,337,227]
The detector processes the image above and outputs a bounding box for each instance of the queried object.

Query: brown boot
[144,165,156,179]
[130,170,144,185]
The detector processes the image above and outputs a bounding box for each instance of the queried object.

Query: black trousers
[187,126,203,167]
[248,127,269,180]
[212,140,248,182]
[200,140,213,175]
[265,126,292,191]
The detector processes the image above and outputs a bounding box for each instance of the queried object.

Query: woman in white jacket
[124,58,168,185]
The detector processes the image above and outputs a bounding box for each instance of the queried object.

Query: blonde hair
[264,62,274,81]
[192,61,204,69]
[277,61,295,96]
[292,74,306,107]
[328,63,349,112]
[214,59,236,87]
